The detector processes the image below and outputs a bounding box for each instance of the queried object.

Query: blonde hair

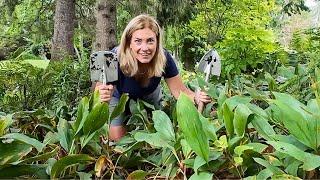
[118,14,166,79]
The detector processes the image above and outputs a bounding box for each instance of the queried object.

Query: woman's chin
[137,58,152,64]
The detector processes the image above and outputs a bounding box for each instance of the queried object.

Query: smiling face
[129,28,157,64]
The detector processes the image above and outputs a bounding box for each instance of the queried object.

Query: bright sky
[305,0,317,8]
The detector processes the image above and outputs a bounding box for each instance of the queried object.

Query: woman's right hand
[95,82,114,103]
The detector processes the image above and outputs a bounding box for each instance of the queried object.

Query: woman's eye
[134,39,142,44]
[147,39,155,43]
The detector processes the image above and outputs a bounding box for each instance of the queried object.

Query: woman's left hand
[194,90,211,105]
[194,90,211,112]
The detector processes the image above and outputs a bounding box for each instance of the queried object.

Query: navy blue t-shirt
[113,49,179,99]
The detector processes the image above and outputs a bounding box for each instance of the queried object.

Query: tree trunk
[51,0,75,60]
[93,0,117,51]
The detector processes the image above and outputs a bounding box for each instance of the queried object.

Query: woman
[95,14,211,141]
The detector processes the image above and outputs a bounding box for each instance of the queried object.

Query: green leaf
[189,172,213,180]
[233,104,253,137]
[134,132,170,148]
[214,135,228,151]
[225,95,252,111]
[181,139,192,158]
[250,115,275,141]
[80,132,97,149]
[0,164,48,178]
[267,141,320,171]
[89,90,101,110]
[77,172,92,180]
[223,103,234,136]
[127,170,148,180]
[199,115,217,141]
[0,141,32,165]
[20,147,59,164]
[257,168,273,180]
[110,93,129,120]
[253,158,284,175]
[1,133,45,152]
[152,110,175,141]
[176,93,209,162]
[50,154,95,178]
[83,102,109,135]
[234,145,253,156]
[271,92,320,150]
[57,118,72,152]
[22,60,50,69]
[193,156,206,174]
[234,156,243,166]
[285,160,301,176]
[0,114,13,136]
[73,97,89,135]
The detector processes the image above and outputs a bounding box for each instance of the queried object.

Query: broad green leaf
[50,154,95,178]
[234,145,253,156]
[257,168,273,180]
[234,156,243,166]
[110,93,129,120]
[83,102,109,135]
[265,72,276,91]
[263,155,283,167]
[73,97,89,135]
[225,95,252,111]
[1,133,45,152]
[199,115,217,141]
[0,114,13,136]
[233,104,253,137]
[246,143,268,153]
[253,158,284,175]
[152,110,175,141]
[271,92,320,150]
[90,90,101,110]
[307,99,320,115]
[285,160,301,176]
[20,147,59,164]
[272,174,301,180]
[214,135,228,151]
[77,172,92,180]
[222,103,234,136]
[193,156,206,174]
[189,172,213,180]
[127,170,148,180]
[46,158,56,176]
[80,132,97,148]
[176,93,209,162]
[181,139,192,158]
[247,104,268,119]
[0,141,32,165]
[43,132,59,145]
[0,164,48,178]
[267,141,320,171]
[57,118,72,152]
[134,132,170,148]
[250,115,275,141]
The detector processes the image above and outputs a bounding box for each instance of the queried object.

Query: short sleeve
[163,51,179,78]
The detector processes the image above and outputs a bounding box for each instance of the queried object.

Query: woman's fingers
[95,84,114,102]
[197,91,212,103]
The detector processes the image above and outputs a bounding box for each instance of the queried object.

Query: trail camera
[90,51,118,85]
[198,49,221,81]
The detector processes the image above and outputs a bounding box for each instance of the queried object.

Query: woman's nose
[141,43,148,51]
